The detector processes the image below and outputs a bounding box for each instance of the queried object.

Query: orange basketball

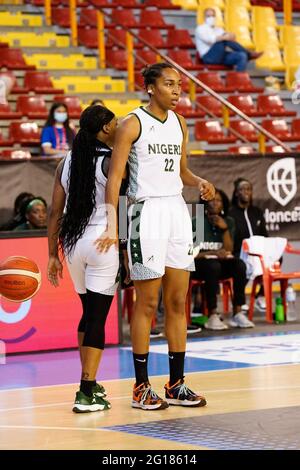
[0,256,41,302]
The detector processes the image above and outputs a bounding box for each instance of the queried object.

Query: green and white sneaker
[72,391,111,413]
[92,382,106,398]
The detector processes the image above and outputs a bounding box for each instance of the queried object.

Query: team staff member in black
[193,189,254,329]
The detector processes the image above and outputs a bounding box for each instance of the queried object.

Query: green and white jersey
[127,106,184,203]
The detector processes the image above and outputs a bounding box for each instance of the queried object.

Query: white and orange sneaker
[132,382,169,410]
[165,378,207,407]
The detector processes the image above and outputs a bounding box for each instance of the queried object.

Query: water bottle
[275,297,285,323]
[286,284,297,322]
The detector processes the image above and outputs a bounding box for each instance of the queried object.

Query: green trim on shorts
[129,201,145,266]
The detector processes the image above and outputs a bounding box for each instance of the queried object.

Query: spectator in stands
[0,73,14,105]
[195,8,263,71]
[91,99,105,106]
[41,103,75,157]
[192,189,254,329]
[228,177,268,312]
[14,196,47,231]
[0,192,35,231]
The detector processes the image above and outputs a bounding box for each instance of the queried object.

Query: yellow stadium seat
[284,45,300,66]
[281,25,300,46]
[0,12,42,27]
[52,77,125,94]
[285,65,299,90]
[225,6,251,29]
[24,54,97,70]
[226,0,251,10]
[0,0,23,4]
[171,0,198,10]
[255,46,285,71]
[0,32,69,48]
[253,26,280,49]
[197,6,224,28]
[231,25,254,50]
[252,6,278,29]
[103,99,142,117]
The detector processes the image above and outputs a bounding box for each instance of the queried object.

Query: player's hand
[199,180,215,201]
[94,225,118,253]
[47,256,63,287]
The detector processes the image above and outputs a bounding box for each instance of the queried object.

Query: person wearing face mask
[195,8,263,71]
[41,102,76,156]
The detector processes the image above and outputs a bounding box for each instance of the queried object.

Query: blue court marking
[104,415,300,450]
[0,331,299,390]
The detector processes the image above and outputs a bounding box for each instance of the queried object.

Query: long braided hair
[59,105,115,255]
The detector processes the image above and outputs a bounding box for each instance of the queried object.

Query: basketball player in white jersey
[99,63,215,410]
[47,105,120,413]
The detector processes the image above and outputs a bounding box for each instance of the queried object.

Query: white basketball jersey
[61,146,110,226]
[127,107,184,203]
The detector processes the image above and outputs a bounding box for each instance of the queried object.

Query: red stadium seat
[227,95,265,117]
[262,119,294,141]
[196,95,223,117]
[0,103,22,119]
[137,29,166,49]
[228,145,256,154]
[265,145,286,153]
[225,72,264,93]
[229,120,259,142]
[111,9,138,28]
[135,49,157,70]
[0,130,13,146]
[53,96,82,118]
[166,29,194,48]
[195,120,236,143]
[139,9,174,28]
[111,0,142,6]
[0,48,35,70]
[257,95,297,117]
[16,96,48,119]
[106,49,128,70]
[1,149,31,159]
[196,72,234,93]
[24,71,64,94]
[9,122,40,145]
[52,8,70,28]
[144,0,180,8]
[78,27,98,48]
[134,71,145,90]
[79,10,97,27]
[291,118,300,138]
[168,51,200,70]
[89,0,111,6]
[179,73,190,93]
[106,29,127,48]
[175,97,205,118]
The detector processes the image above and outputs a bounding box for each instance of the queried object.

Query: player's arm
[96,115,140,252]
[178,114,215,201]
[47,159,65,286]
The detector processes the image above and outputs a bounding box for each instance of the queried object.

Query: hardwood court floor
[1,361,300,450]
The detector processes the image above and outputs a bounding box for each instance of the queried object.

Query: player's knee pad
[82,289,114,350]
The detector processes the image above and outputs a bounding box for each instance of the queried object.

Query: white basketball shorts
[66,225,119,295]
[128,195,195,281]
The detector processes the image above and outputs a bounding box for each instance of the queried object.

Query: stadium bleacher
[0,0,299,156]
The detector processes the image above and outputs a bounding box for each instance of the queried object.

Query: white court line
[2,383,300,413]
[0,425,112,432]
[0,362,299,394]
